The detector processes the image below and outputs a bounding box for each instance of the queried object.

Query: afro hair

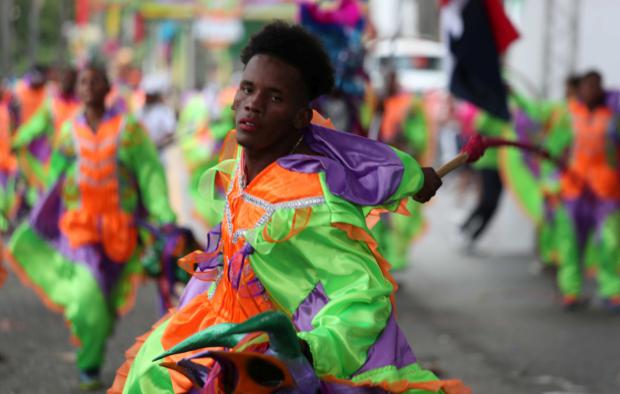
[240,21,334,101]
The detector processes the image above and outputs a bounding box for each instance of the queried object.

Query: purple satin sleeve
[277,124,404,206]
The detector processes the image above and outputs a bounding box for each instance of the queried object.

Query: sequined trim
[225,161,325,243]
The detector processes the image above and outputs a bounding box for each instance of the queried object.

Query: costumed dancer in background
[300,0,368,135]
[371,70,430,270]
[506,76,578,268]
[554,71,620,311]
[110,22,468,394]
[177,80,235,228]
[4,63,177,389]
[11,65,53,206]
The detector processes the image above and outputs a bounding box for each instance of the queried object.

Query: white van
[366,37,446,94]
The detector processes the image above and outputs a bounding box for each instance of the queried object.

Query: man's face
[77,69,110,107]
[579,75,603,107]
[233,54,309,151]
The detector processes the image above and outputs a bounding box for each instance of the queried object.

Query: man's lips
[238,117,260,133]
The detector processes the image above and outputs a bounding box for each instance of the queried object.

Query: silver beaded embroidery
[225,162,325,244]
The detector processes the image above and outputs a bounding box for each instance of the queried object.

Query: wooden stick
[437,152,470,178]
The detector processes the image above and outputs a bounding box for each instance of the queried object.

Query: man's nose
[244,92,265,114]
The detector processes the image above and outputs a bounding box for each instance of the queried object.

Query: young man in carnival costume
[4,64,177,389]
[110,22,468,394]
[371,71,430,270]
[12,66,81,206]
[553,71,620,311]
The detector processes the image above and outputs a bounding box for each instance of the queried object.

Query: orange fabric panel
[323,374,471,394]
[0,102,17,172]
[381,93,412,142]
[562,102,620,200]
[242,162,323,204]
[60,114,138,263]
[311,109,336,129]
[15,81,47,124]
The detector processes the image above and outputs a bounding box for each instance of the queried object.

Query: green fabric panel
[121,117,176,225]
[372,200,425,271]
[498,140,543,221]
[8,224,113,370]
[555,206,582,297]
[472,112,507,169]
[0,174,18,232]
[391,148,425,203]
[109,254,142,312]
[537,220,558,266]
[210,107,235,140]
[12,101,52,148]
[351,362,441,394]
[177,95,209,138]
[596,212,620,298]
[123,320,174,394]
[509,91,555,124]
[402,99,428,158]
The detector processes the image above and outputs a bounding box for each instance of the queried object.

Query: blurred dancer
[555,71,620,311]
[5,63,176,389]
[12,65,51,205]
[508,76,578,267]
[110,22,467,394]
[372,71,429,270]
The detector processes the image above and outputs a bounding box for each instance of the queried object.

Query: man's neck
[243,131,303,184]
[84,104,106,131]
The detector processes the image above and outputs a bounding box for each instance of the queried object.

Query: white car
[366,37,447,94]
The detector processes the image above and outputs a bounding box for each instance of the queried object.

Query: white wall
[577,1,620,89]
[507,0,620,99]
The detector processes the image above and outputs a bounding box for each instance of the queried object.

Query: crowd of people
[1,16,619,394]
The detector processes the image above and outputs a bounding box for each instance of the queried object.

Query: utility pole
[541,0,581,99]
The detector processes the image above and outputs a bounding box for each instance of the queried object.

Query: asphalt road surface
[1,175,619,394]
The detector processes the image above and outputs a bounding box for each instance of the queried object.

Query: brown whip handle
[436,153,470,178]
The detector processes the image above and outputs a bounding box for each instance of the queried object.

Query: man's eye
[242,87,252,94]
[272,96,283,103]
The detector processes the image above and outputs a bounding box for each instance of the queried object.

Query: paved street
[1,176,619,393]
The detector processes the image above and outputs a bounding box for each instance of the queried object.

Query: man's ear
[294,107,312,129]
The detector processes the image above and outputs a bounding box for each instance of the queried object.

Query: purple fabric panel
[178,276,214,309]
[28,135,51,163]
[292,282,329,332]
[513,110,541,177]
[277,124,404,206]
[606,90,620,114]
[320,381,388,394]
[565,192,619,252]
[29,178,124,295]
[354,312,417,374]
[0,171,9,187]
